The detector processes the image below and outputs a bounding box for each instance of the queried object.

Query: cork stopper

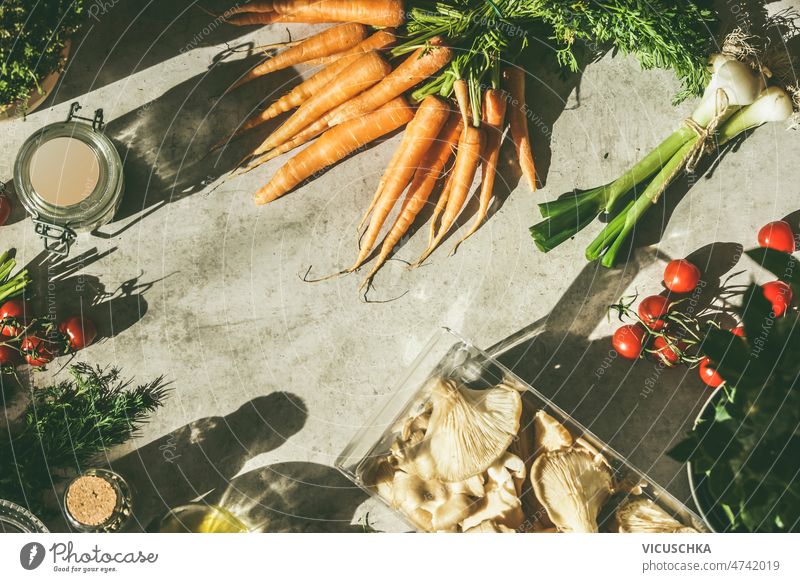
[65,475,118,526]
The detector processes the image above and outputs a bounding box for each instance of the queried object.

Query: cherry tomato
[698,357,724,388]
[612,324,648,360]
[0,194,11,226]
[0,345,18,366]
[20,336,56,367]
[663,259,701,293]
[653,336,686,366]
[59,315,97,351]
[638,295,671,330]
[730,326,745,337]
[758,220,796,254]
[0,299,28,337]
[762,281,793,317]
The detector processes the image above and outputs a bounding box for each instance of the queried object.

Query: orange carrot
[415,126,483,265]
[247,119,328,170]
[360,114,463,286]
[238,30,397,135]
[357,94,449,230]
[326,38,452,127]
[256,52,391,156]
[228,0,406,27]
[400,114,462,214]
[229,23,367,92]
[351,96,451,271]
[427,164,455,243]
[451,88,507,253]
[504,67,537,191]
[302,28,395,66]
[453,79,470,128]
[251,39,451,161]
[254,97,414,204]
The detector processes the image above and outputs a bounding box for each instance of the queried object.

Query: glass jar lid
[13,103,124,255]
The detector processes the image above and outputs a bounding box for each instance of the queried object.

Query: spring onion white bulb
[691,60,765,127]
[707,53,733,73]
[719,86,795,142]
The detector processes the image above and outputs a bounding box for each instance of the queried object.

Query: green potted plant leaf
[0,1,85,119]
[670,247,800,532]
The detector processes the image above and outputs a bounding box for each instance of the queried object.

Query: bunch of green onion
[531,48,797,268]
[0,250,30,304]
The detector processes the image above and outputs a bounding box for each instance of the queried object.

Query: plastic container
[13,102,124,256]
[337,328,707,533]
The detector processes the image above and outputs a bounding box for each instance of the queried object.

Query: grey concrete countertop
[1,1,798,532]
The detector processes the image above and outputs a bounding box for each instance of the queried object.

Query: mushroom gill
[616,499,698,533]
[397,377,522,482]
[531,448,614,533]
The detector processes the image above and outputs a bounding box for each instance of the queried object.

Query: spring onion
[530,38,793,267]
[0,251,30,304]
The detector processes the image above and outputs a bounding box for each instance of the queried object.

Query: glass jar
[63,468,133,533]
[0,499,49,533]
[13,102,124,256]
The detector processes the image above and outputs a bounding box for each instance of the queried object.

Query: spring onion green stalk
[0,251,31,304]
[530,57,765,255]
[586,85,795,267]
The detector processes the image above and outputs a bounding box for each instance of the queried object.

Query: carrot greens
[397,0,717,118]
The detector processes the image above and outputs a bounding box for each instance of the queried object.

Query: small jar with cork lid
[63,468,133,533]
[13,102,124,257]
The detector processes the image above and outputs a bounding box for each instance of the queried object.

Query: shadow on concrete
[491,255,710,506]
[110,392,310,531]
[209,461,369,532]
[44,0,251,108]
[21,247,156,344]
[99,47,298,227]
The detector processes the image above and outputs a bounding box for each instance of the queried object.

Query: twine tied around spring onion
[650,88,730,205]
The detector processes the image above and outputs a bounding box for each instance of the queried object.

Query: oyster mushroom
[616,499,698,533]
[432,495,474,532]
[402,401,433,441]
[574,437,613,470]
[391,470,485,532]
[390,427,425,464]
[533,410,573,453]
[397,377,522,482]
[461,452,526,531]
[531,448,614,533]
[464,520,515,533]
[362,456,396,502]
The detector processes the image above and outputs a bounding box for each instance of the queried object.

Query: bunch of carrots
[215,1,537,288]
[213,0,713,287]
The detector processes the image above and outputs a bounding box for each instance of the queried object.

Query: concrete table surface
[1,1,798,532]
